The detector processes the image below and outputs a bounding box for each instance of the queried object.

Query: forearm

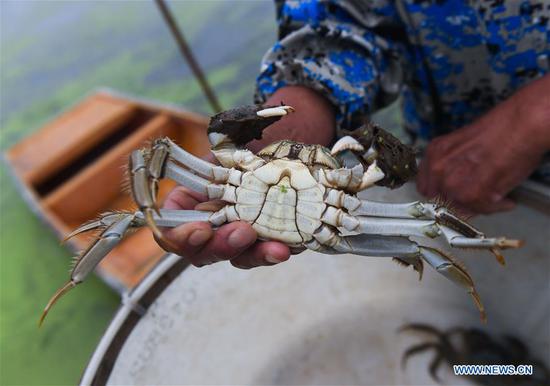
[469,74,550,153]
[509,74,550,151]
[255,1,405,135]
[248,86,336,152]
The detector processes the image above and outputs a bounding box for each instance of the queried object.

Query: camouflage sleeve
[255,0,407,135]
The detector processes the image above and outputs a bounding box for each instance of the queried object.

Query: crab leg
[61,212,133,242]
[419,246,485,321]
[345,216,521,256]
[326,189,479,226]
[306,231,419,257]
[325,190,520,265]
[163,161,237,202]
[157,138,240,184]
[147,139,170,198]
[130,149,158,222]
[324,188,420,219]
[132,141,237,246]
[307,226,485,321]
[40,208,219,326]
[135,209,213,227]
[320,203,521,264]
[40,213,137,326]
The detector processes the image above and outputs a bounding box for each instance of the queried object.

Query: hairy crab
[39,104,521,325]
[401,323,550,386]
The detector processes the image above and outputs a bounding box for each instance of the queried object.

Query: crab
[400,323,550,386]
[39,104,522,325]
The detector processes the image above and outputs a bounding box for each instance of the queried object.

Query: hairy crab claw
[40,104,522,326]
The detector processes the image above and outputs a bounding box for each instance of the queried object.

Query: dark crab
[401,323,550,386]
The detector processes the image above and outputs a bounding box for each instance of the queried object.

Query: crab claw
[39,213,137,326]
[336,123,418,189]
[207,104,294,147]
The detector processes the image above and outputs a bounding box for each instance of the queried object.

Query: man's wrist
[472,75,550,154]
[253,85,336,149]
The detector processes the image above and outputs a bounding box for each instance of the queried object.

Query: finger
[163,186,207,210]
[187,221,257,266]
[194,200,226,212]
[230,241,291,269]
[157,221,214,255]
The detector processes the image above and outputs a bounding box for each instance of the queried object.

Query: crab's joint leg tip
[499,238,524,249]
[144,209,179,252]
[470,290,486,323]
[490,248,506,266]
[154,206,161,217]
[481,313,487,324]
[38,281,77,327]
[60,221,102,244]
[144,209,162,240]
[61,232,80,245]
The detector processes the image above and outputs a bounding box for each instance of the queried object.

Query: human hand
[157,186,291,268]
[417,75,550,215]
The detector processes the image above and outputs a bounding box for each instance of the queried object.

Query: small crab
[39,104,521,325]
[401,323,550,386]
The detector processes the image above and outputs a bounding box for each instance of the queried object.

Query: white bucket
[81,183,549,385]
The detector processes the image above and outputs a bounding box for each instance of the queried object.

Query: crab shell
[219,141,337,246]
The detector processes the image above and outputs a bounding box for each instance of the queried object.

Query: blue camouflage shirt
[255,0,549,141]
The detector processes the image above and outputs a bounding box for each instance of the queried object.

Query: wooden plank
[41,112,208,288]
[43,114,172,222]
[5,94,137,185]
[5,90,211,290]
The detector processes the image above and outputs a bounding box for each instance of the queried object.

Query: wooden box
[4,90,210,291]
